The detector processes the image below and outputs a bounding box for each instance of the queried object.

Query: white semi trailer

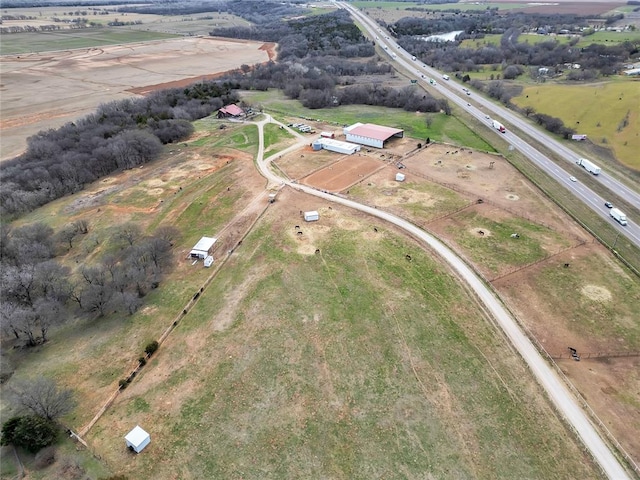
[576,158,601,175]
[492,120,506,133]
[610,208,628,226]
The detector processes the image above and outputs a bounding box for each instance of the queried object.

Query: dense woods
[0,82,238,217]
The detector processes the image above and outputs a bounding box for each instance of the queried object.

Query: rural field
[511,81,640,170]
[1,5,639,476]
[0,36,273,161]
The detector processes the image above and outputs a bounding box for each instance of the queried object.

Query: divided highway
[336,1,640,249]
[254,116,631,480]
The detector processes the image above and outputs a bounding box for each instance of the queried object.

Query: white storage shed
[304,211,319,222]
[204,256,214,267]
[395,173,406,182]
[190,236,217,259]
[317,138,361,155]
[125,425,150,453]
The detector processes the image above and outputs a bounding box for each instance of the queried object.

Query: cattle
[315,249,320,254]
[295,225,300,230]
[510,233,520,239]
[478,230,485,236]
[373,227,378,233]
[297,231,303,235]
[405,254,412,261]
[564,263,570,268]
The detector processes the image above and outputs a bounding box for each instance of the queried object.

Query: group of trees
[0,221,178,347]
[0,82,239,218]
[388,12,638,77]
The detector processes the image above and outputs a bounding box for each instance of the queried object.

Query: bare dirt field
[0,37,272,161]
[301,155,384,192]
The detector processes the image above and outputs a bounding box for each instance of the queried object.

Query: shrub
[1,416,57,453]
[144,341,159,356]
[118,379,128,390]
[138,356,147,366]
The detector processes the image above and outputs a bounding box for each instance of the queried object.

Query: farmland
[511,81,640,169]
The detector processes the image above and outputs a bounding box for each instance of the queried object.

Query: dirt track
[0,37,273,161]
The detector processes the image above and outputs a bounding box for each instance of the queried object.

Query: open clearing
[511,81,640,170]
[0,37,272,161]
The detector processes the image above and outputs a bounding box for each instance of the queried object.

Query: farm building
[343,123,404,149]
[190,236,217,259]
[304,211,319,222]
[395,173,406,182]
[125,425,150,453]
[320,131,335,138]
[315,138,361,155]
[217,104,244,118]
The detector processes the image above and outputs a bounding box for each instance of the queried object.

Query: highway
[336,1,640,249]
[254,115,631,480]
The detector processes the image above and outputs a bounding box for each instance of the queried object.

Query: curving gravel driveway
[254,115,631,480]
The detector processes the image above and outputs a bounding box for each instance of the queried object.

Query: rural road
[253,115,631,479]
[336,1,640,251]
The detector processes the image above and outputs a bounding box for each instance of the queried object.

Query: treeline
[211,9,375,60]
[118,0,308,24]
[0,82,239,218]
[391,13,638,76]
[0,221,177,347]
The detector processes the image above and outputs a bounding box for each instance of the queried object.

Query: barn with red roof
[217,104,245,118]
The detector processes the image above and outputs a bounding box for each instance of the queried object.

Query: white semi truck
[492,120,506,133]
[610,208,628,226]
[576,158,601,175]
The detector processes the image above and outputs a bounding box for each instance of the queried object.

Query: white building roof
[191,236,216,252]
[318,138,360,150]
[125,425,149,448]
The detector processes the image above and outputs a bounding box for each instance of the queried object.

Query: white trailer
[610,208,628,226]
[492,120,506,133]
[442,74,450,80]
[576,158,601,175]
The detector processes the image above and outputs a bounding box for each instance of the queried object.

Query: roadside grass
[242,90,496,152]
[89,213,600,479]
[511,81,640,169]
[263,122,296,157]
[444,209,569,275]
[356,1,529,11]
[460,33,572,50]
[0,29,178,55]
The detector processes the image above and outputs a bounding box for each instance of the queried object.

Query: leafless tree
[9,377,76,421]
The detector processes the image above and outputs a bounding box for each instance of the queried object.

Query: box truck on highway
[492,120,506,133]
[610,208,628,226]
[442,74,450,80]
[576,158,601,175]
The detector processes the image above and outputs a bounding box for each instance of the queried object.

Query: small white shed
[304,211,319,222]
[395,173,406,182]
[190,236,217,259]
[125,425,150,453]
[204,256,214,267]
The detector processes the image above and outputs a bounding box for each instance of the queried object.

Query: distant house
[217,104,244,119]
[538,67,550,76]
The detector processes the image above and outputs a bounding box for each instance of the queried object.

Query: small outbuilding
[395,173,406,182]
[304,211,319,222]
[217,104,245,118]
[315,138,361,155]
[190,236,217,259]
[320,131,335,139]
[204,256,214,267]
[125,425,150,453]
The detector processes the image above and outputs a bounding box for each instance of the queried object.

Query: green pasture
[576,30,640,47]
[460,33,572,50]
[356,1,528,11]
[242,89,496,152]
[0,29,178,55]
[511,81,640,169]
[263,122,296,158]
[89,213,599,479]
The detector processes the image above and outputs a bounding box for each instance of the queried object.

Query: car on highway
[467,103,471,106]
[605,201,613,208]
[485,115,490,119]
[466,92,471,96]
[569,176,577,182]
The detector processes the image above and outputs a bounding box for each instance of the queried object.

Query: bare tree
[9,378,76,421]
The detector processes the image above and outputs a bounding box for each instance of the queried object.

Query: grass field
[83,200,600,479]
[354,1,529,11]
[576,30,640,47]
[242,90,496,152]
[511,81,640,169]
[0,29,179,55]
